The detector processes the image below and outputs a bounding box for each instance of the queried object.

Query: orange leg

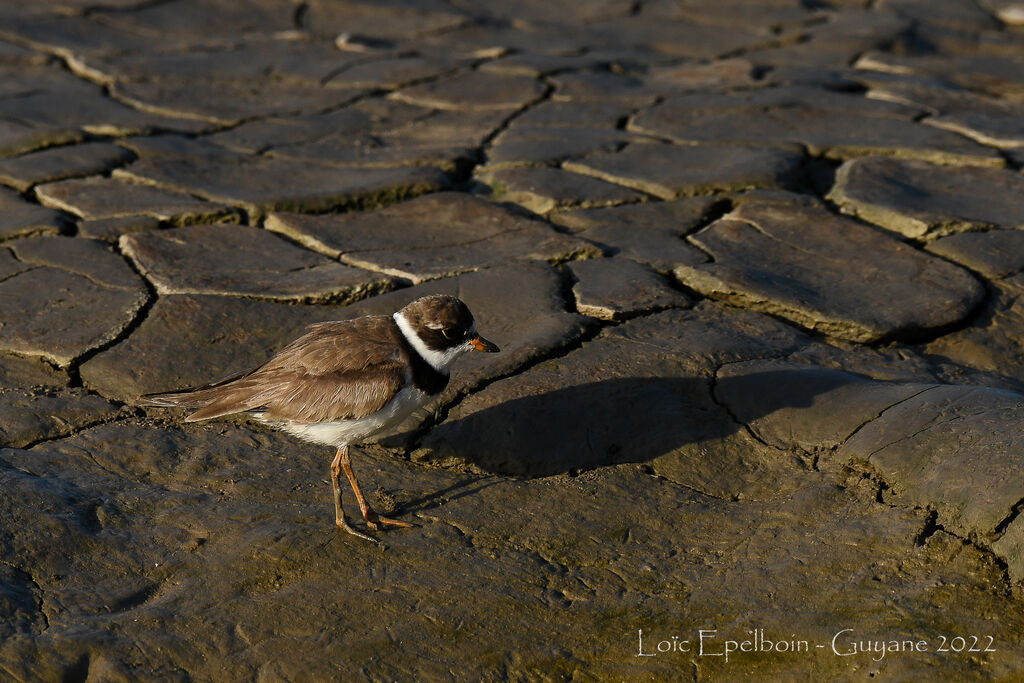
[330,446,375,542]
[338,444,412,530]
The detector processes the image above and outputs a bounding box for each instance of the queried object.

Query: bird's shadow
[415,368,865,479]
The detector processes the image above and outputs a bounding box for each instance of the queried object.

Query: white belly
[260,385,431,447]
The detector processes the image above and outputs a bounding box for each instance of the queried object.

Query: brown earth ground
[2,0,1024,679]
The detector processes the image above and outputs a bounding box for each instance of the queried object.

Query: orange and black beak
[471,335,500,352]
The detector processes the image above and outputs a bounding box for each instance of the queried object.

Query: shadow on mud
[419,368,864,477]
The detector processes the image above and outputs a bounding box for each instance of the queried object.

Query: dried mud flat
[2,0,1024,680]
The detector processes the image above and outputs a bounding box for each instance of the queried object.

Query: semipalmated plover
[144,295,499,541]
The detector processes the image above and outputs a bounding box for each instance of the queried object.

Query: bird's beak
[471,335,500,352]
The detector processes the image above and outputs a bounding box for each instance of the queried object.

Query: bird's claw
[364,510,413,530]
[336,516,377,543]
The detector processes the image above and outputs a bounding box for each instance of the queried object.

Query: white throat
[393,311,470,373]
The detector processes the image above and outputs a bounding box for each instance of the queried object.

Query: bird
[143,295,499,541]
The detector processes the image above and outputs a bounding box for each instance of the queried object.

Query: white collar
[393,311,473,373]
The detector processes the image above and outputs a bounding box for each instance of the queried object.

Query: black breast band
[397,333,450,395]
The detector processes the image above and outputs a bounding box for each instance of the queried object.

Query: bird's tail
[141,371,258,422]
[140,389,212,410]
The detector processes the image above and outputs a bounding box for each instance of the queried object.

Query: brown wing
[145,316,410,423]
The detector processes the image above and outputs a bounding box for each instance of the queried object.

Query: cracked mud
[1,0,1024,680]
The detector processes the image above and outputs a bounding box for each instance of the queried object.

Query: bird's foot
[336,515,377,542]
[364,509,413,530]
